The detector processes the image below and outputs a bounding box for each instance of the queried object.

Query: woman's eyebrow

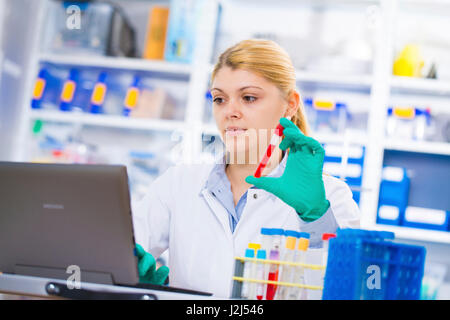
[210,86,263,92]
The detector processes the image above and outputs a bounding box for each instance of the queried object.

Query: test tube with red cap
[322,233,336,267]
[321,233,336,299]
[254,118,290,178]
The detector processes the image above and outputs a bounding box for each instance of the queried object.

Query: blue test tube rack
[322,229,426,300]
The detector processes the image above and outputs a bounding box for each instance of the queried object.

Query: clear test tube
[265,228,284,300]
[270,229,284,252]
[260,228,273,252]
[255,249,267,300]
[321,233,336,267]
[241,248,255,299]
[288,237,310,300]
[320,233,336,299]
[274,230,299,300]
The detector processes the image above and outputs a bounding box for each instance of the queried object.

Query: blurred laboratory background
[0,0,449,299]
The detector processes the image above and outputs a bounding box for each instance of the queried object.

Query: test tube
[275,230,299,300]
[254,116,291,178]
[265,228,284,300]
[241,248,255,299]
[288,237,310,300]
[255,249,267,300]
[248,243,261,254]
[260,228,273,253]
[322,233,336,267]
[320,233,336,299]
[247,243,262,299]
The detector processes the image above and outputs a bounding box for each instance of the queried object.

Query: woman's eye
[213,97,224,104]
[243,96,257,103]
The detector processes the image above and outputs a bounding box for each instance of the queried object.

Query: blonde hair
[210,39,311,136]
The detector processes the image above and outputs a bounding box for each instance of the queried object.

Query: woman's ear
[285,90,300,118]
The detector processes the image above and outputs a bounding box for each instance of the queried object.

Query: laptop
[0,161,211,297]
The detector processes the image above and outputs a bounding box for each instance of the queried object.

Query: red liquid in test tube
[254,123,285,178]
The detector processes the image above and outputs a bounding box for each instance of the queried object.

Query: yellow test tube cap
[298,238,309,251]
[284,230,298,250]
[285,236,296,250]
[248,243,261,251]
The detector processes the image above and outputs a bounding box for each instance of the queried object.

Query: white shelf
[384,138,450,156]
[390,76,450,96]
[29,109,186,132]
[39,53,193,76]
[370,224,450,244]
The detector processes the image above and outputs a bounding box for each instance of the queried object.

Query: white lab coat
[132,161,360,298]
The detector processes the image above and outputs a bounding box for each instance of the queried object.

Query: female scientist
[132,39,360,298]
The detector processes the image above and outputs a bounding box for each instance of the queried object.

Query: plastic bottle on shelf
[59,69,79,112]
[123,76,140,117]
[90,72,108,114]
[414,108,431,141]
[31,68,49,109]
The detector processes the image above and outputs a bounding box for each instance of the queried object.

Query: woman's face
[211,66,293,164]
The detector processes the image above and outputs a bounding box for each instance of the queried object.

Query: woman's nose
[224,99,242,119]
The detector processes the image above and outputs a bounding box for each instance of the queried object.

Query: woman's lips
[225,128,247,136]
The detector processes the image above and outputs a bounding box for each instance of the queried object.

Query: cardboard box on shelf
[130,87,177,120]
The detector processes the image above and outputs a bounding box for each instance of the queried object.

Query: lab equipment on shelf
[304,97,350,133]
[90,72,108,114]
[165,0,206,63]
[43,1,136,57]
[323,143,365,205]
[123,76,141,117]
[386,107,432,141]
[59,69,79,112]
[31,67,62,110]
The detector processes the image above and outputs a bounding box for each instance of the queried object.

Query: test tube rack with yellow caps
[231,232,326,300]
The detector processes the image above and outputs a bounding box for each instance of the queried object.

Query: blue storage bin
[377,167,410,226]
[323,229,426,300]
[402,206,449,231]
[377,205,403,226]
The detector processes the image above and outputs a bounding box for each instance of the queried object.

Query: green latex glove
[135,244,169,285]
[245,117,330,222]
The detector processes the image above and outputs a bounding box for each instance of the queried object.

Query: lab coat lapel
[200,189,233,241]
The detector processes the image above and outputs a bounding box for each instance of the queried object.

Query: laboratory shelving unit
[14,0,450,244]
